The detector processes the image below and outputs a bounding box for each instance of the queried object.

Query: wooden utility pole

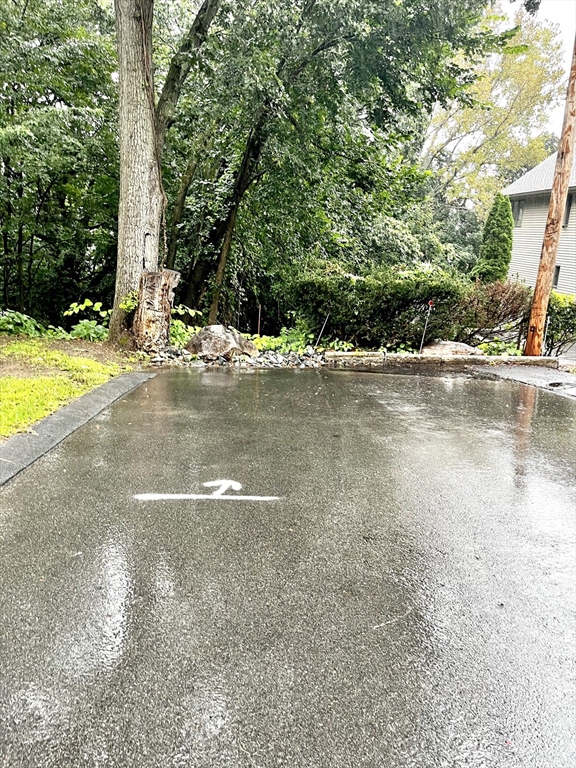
[524,36,576,356]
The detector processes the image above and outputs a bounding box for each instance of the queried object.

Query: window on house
[553,265,560,288]
[512,198,524,227]
[563,194,573,228]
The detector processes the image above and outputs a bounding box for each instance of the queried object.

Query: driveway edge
[0,372,155,487]
[324,351,559,370]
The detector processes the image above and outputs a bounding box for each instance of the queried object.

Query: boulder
[420,341,484,356]
[185,325,258,360]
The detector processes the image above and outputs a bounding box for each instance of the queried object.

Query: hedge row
[287,265,533,350]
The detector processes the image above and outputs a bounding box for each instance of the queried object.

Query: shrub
[453,280,532,345]
[0,310,45,337]
[471,193,514,282]
[478,338,522,356]
[0,310,69,339]
[288,263,468,349]
[69,319,109,341]
[545,292,576,356]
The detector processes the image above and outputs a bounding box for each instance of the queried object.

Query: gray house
[502,152,575,296]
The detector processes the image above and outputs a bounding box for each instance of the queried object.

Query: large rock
[186,325,258,360]
[421,340,484,356]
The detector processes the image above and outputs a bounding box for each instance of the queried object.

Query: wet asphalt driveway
[1,369,575,768]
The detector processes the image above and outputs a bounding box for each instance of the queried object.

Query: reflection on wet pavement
[1,370,575,767]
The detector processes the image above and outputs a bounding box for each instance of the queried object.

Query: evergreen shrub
[453,280,532,344]
[472,193,514,282]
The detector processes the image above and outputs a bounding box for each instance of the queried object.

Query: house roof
[502,152,576,197]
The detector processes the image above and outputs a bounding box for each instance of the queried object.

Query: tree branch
[155,0,222,152]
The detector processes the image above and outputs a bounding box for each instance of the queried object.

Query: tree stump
[132,269,180,352]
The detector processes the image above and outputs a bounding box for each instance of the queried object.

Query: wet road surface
[1,369,575,767]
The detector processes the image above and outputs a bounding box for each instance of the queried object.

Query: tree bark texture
[110,0,163,342]
[525,36,576,356]
[132,268,180,352]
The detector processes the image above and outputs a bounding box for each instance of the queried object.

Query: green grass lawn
[0,339,130,439]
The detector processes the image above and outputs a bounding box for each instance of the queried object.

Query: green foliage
[0,310,45,337]
[1,0,552,341]
[545,292,576,356]
[0,307,109,342]
[172,304,202,320]
[478,338,522,355]
[69,319,109,342]
[119,291,139,314]
[0,0,118,322]
[64,299,111,320]
[287,263,469,350]
[170,320,201,348]
[423,7,564,217]
[472,194,514,282]
[169,306,203,347]
[249,322,315,355]
[325,339,354,352]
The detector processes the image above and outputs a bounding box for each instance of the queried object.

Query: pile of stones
[148,325,325,368]
[148,345,325,368]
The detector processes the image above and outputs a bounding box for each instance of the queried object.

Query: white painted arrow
[202,479,242,496]
[134,479,280,502]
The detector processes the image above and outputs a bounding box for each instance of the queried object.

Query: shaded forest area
[0,0,568,348]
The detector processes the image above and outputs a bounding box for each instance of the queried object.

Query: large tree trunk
[109,0,221,343]
[109,0,163,342]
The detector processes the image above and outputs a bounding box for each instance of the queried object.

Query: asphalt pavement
[1,369,575,768]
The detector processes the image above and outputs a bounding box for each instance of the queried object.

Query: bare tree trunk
[208,203,238,324]
[132,268,180,352]
[165,153,199,270]
[525,36,576,356]
[183,118,267,314]
[109,0,163,342]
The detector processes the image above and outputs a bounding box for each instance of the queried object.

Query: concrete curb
[0,372,155,488]
[324,351,559,371]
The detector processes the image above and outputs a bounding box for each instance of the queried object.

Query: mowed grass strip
[0,377,81,437]
[0,340,125,438]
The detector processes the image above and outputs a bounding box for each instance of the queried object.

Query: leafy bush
[249,321,315,354]
[472,194,514,282]
[69,319,109,341]
[0,310,69,339]
[288,263,468,349]
[0,310,46,337]
[478,338,522,356]
[453,280,532,344]
[170,320,201,348]
[545,292,576,356]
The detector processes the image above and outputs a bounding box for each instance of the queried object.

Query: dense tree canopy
[0,0,118,322]
[0,0,552,339]
[422,4,564,217]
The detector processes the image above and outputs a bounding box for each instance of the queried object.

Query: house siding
[508,190,576,296]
